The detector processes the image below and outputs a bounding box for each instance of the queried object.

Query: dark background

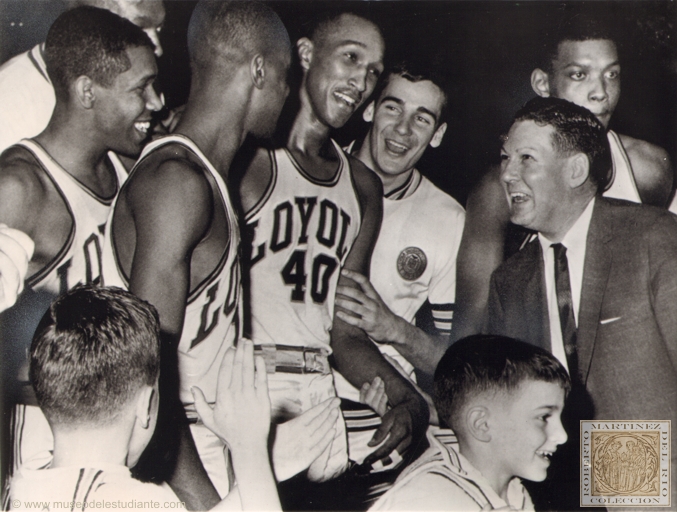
[2,1,676,205]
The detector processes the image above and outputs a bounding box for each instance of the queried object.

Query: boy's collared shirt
[369,428,534,511]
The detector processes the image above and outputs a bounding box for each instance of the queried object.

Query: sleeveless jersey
[19,139,127,296]
[604,130,641,203]
[101,135,242,410]
[245,140,361,350]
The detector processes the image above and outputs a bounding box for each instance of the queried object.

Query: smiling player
[0,5,161,493]
[239,12,429,492]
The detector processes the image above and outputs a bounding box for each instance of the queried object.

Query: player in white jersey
[0,0,165,155]
[454,16,673,340]
[0,6,161,498]
[334,65,465,485]
[239,13,428,498]
[102,3,336,509]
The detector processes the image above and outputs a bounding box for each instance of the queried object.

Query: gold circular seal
[397,247,427,281]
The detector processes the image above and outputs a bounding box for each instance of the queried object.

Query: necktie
[552,243,579,380]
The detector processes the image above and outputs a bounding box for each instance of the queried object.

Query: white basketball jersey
[18,139,127,295]
[604,130,641,203]
[245,140,361,350]
[102,135,242,410]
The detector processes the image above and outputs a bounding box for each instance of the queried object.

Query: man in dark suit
[488,96,677,509]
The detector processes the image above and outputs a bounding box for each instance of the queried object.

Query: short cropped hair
[375,59,449,126]
[30,285,160,427]
[309,11,383,50]
[434,335,571,431]
[538,16,618,74]
[513,96,612,193]
[187,1,290,72]
[45,6,153,98]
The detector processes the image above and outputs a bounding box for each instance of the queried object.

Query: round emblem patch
[397,247,427,281]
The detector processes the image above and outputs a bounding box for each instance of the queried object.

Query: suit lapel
[518,238,551,353]
[577,199,613,384]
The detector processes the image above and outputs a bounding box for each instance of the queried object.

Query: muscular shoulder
[239,146,273,215]
[617,134,672,207]
[0,146,51,232]
[347,153,383,211]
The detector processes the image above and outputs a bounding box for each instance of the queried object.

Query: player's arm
[453,167,510,341]
[124,159,221,510]
[238,147,274,215]
[620,134,673,208]
[331,156,428,464]
[336,269,449,375]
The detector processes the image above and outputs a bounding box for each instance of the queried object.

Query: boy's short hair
[434,334,571,431]
[30,285,160,427]
[45,6,154,98]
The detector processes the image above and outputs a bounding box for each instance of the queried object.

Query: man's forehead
[379,76,445,116]
[320,14,384,56]
[114,0,165,28]
[554,38,618,65]
[505,120,556,149]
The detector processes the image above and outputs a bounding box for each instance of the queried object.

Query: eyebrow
[380,96,439,122]
[337,39,368,49]
[562,59,620,69]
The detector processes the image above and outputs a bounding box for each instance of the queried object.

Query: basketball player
[454,17,673,338]
[0,0,165,155]
[102,2,337,509]
[0,4,161,500]
[239,12,429,486]
[334,62,465,473]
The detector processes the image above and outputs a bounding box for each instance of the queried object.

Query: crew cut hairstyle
[537,15,619,74]
[30,285,160,426]
[375,58,450,126]
[308,10,384,50]
[45,6,153,98]
[513,96,612,193]
[187,1,290,72]
[434,334,571,431]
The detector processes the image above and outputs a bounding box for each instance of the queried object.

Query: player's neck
[36,113,115,192]
[288,100,333,160]
[51,423,131,469]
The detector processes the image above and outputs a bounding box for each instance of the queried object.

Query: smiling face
[364,75,446,180]
[302,14,384,129]
[93,45,162,158]
[547,39,620,128]
[500,120,575,241]
[490,380,567,484]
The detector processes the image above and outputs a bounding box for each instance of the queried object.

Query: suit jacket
[488,197,677,501]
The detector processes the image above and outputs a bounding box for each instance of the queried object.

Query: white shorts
[267,372,348,482]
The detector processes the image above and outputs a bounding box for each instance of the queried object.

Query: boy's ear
[430,122,447,148]
[251,54,266,90]
[74,76,96,109]
[297,37,313,71]
[531,68,551,97]
[135,386,155,429]
[363,101,375,123]
[466,406,491,442]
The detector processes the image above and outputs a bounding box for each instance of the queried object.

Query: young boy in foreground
[370,334,570,510]
[10,285,280,510]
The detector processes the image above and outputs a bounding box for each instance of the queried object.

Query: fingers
[335,310,365,329]
[191,386,214,431]
[307,406,340,449]
[365,412,411,464]
[218,345,237,391]
[254,354,268,396]
[335,295,368,316]
[240,339,255,388]
[341,269,380,300]
[302,397,340,427]
[336,284,368,303]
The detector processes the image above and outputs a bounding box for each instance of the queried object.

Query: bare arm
[331,156,428,464]
[453,168,510,341]
[336,269,449,375]
[124,159,221,510]
[620,134,673,208]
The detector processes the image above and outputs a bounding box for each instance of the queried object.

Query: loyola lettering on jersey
[245,142,361,350]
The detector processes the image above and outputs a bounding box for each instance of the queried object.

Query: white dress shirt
[538,198,596,372]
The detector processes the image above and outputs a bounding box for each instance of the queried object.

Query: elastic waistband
[254,344,331,375]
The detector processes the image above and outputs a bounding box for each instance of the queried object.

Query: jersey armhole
[244,149,277,222]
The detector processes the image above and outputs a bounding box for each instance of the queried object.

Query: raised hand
[272,398,340,481]
[0,224,34,312]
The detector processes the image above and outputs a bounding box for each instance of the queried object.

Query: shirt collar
[538,197,596,252]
